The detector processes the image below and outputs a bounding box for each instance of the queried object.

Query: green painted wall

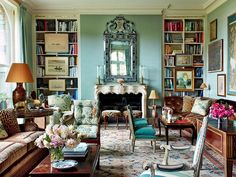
[206,0,236,99]
[80,15,162,103]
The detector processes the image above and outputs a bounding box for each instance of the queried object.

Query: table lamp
[6,63,33,105]
[200,82,207,97]
[148,90,159,118]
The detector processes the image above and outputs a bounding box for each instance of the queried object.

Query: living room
[0,0,236,176]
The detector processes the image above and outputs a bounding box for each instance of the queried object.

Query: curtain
[20,4,33,93]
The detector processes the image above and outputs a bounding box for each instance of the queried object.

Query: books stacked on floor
[63,142,88,157]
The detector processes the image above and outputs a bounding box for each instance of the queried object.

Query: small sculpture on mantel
[117,78,125,85]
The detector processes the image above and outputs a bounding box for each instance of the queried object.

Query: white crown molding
[163,9,206,17]
[205,0,227,14]
[32,8,164,15]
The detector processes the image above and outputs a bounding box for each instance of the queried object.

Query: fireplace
[95,84,147,117]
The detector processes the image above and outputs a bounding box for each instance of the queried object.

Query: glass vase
[50,147,64,162]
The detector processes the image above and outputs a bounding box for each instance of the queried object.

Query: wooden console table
[197,118,236,177]
[16,108,53,131]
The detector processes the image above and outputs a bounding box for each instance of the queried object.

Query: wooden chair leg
[132,139,135,152]
[125,115,128,129]
[153,140,156,153]
[103,116,107,129]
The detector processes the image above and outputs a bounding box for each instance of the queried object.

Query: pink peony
[210,103,234,119]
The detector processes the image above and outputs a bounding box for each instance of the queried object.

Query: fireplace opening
[99,93,142,122]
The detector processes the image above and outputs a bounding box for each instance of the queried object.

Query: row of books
[184,33,204,43]
[164,21,183,31]
[63,143,88,157]
[164,78,173,89]
[69,67,78,77]
[185,44,202,55]
[165,68,173,77]
[69,44,78,55]
[58,21,77,32]
[164,90,200,97]
[36,20,56,31]
[165,33,183,43]
[165,56,175,66]
[185,21,203,31]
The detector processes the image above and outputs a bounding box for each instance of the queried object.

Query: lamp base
[13,83,26,105]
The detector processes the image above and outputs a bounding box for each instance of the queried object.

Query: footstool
[102,110,122,129]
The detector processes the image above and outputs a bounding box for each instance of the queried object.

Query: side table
[148,105,161,128]
[16,108,54,131]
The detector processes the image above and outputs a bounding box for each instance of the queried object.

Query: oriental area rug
[94,125,236,177]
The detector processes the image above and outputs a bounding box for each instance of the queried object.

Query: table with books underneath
[29,143,100,177]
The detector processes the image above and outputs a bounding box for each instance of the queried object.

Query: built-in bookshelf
[35,17,79,99]
[163,17,204,97]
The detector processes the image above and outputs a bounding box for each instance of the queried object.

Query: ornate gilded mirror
[104,16,137,82]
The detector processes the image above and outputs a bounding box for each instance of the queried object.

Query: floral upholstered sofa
[73,100,100,145]
[0,109,47,177]
[47,94,74,125]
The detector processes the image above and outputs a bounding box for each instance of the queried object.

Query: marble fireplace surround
[95,84,147,117]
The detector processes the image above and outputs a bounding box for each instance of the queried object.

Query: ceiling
[22,0,226,14]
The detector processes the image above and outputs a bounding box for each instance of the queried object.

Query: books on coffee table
[63,142,88,157]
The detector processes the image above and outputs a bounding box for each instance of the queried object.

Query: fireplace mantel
[95,84,147,117]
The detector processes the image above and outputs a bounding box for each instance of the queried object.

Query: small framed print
[45,57,68,76]
[217,74,226,97]
[210,19,217,41]
[49,79,66,91]
[175,54,192,67]
[174,68,194,92]
[45,33,68,53]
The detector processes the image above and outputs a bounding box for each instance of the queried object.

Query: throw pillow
[55,94,72,112]
[0,119,8,139]
[182,96,195,112]
[191,98,210,116]
[0,109,21,136]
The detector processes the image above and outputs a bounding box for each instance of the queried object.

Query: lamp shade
[200,83,207,89]
[148,90,159,100]
[6,63,33,83]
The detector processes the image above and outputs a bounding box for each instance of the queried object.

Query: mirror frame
[104,16,137,83]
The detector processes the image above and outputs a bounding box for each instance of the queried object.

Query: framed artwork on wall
[45,57,68,76]
[49,79,66,91]
[45,33,68,53]
[228,13,236,95]
[217,74,226,97]
[175,54,192,66]
[208,39,223,72]
[210,19,217,41]
[174,68,194,92]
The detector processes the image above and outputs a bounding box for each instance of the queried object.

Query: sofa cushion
[191,98,211,116]
[0,141,27,174]
[48,94,72,111]
[0,109,20,136]
[76,124,98,138]
[4,131,44,151]
[0,120,8,139]
[164,96,183,113]
[182,96,195,112]
[74,100,98,125]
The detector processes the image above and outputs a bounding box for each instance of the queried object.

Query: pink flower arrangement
[209,103,234,119]
[35,124,82,149]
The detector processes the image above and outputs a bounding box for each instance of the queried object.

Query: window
[0,4,10,66]
[0,1,20,108]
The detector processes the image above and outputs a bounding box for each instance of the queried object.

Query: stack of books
[63,143,89,157]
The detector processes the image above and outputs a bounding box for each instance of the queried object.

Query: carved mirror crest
[104,15,137,83]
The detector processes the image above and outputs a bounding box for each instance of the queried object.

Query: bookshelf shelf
[35,17,79,99]
[163,17,204,97]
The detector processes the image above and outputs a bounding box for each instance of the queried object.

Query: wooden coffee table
[29,145,100,177]
[159,116,195,145]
